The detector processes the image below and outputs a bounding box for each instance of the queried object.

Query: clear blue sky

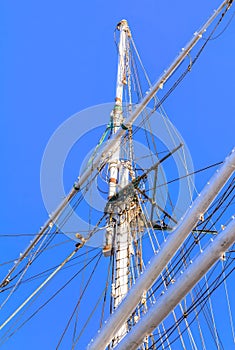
[1,1,235,349]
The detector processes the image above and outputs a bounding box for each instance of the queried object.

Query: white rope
[222,260,235,343]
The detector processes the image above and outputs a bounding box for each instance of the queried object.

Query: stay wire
[171,177,235,267]
[145,179,235,309]
[152,248,235,349]
[149,261,233,349]
[155,161,223,189]
[0,248,99,293]
[55,252,103,349]
[0,244,82,333]
[100,254,113,328]
[131,3,231,140]
[3,170,105,291]
[0,226,59,309]
[177,259,235,349]
[0,237,72,269]
[0,250,101,345]
[72,284,107,349]
[0,214,105,342]
[204,9,235,41]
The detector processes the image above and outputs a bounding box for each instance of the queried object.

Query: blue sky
[1,1,235,349]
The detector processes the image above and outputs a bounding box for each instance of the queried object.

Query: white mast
[103,19,131,343]
[107,20,128,200]
[103,19,130,254]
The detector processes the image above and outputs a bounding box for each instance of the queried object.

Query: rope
[55,253,102,349]
[0,246,80,331]
[0,251,101,346]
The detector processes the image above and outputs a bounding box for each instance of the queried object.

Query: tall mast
[107,19,129,200]
[103,19,131,344]
[103,19,130,254]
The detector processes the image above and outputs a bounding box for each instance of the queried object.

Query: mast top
[116,19,131,37]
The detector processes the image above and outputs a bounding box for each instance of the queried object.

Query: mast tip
[116,19,131,36]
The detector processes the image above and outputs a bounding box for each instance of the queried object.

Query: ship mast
[106,20,128,201]
[103,19,132,343]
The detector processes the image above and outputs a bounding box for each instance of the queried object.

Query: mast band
[109,178,118,184]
